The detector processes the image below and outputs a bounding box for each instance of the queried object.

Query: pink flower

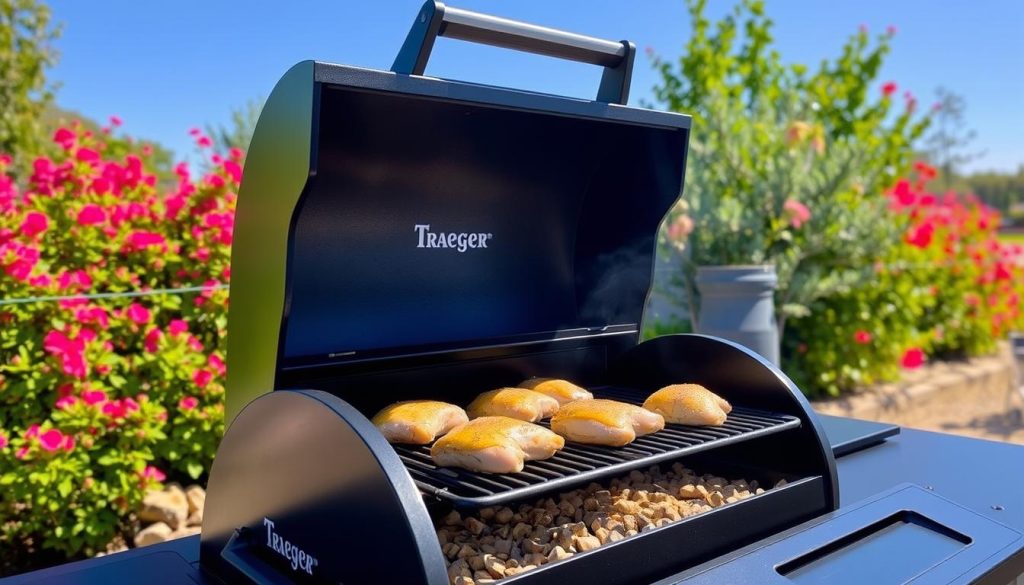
[25,424,40,439]
[901,347,925,369]
[0,432,7,449]
[905,222,935,248]
[886,25,898,35]
[193,369,213,388]
[127,302,151,324]
[123,230,166,252]
[881,81,897,97]
[168,319,188,336]
[144,327,163,353]
[783,199,811,228]
[109,115,123,127]
[38,429,64,452]
[75,148,101,163]
[77,204,106,226]
[102,398,139,419]
[140,465,166,483]
[53,127,76,150]
[55,395,78,409]
[222,160,243,183]
[208,353,226,376]
[853,330,872,344]
[179,396,198,411]
[43,330,89,378]
[197,136,213,148]
[229,147,244,161]
[75,306,110,329]
[20,211,49,238]
[188,128,201,137]
[82,389,107,405]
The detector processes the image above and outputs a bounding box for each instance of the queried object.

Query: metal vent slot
[394,386,801,507]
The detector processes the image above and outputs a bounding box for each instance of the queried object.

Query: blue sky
[48,0,1023,173]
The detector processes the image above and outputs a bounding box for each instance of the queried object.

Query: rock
[134,522,173,548]
[169,525,202,540]
[185,485,205,516]
[139,485,189,529]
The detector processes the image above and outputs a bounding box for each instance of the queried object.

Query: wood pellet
[439,463,780,584]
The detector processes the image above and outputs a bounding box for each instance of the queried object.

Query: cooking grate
[393,386,801,507]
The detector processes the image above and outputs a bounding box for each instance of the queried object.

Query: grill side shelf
[394,387,801,507]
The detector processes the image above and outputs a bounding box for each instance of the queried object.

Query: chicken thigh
[371,400,469,444]
[518,378,593,405]
[550,399,665,447]
[642,384,731,426]
[467,387,560,422]
[430,416,565,473]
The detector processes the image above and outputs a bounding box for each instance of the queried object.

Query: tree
[0,0,60,170]
[922,87,984,191]
[204,98,262,154]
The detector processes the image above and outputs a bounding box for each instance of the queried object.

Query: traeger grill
[6,3,1024,585]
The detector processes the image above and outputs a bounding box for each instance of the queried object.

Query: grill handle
[392,0,635,105]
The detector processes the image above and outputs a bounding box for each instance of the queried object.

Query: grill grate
[393,386,801,507]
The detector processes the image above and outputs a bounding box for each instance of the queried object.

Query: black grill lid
[226,1,690,420]
[284,87,688,364]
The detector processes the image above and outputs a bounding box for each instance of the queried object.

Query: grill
[177,3,1024,585]
[397,388,800,506]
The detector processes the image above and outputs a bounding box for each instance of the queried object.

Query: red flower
[77,204,106,226]
[901,348,925,369]
[144,327,163,353]
[38,429,65,452]
[53,127,76,150]
[179,396,198,411]
[82,389,107,406]
[123,230,166,252]
[881,81,897,97]
[853,330,872,344]
[193,369,213,388]
[20,211,49,238]
[168,319,189,336]
[126,302,151,324]
[75,148,101,163]
[905,222,935,248]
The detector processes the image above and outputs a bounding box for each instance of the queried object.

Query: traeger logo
[263,517,318,576]
[415,224,492,252]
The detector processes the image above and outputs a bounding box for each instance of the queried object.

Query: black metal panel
[396,386,799,507]
[818,414,900,457]
[661,484,1024,585]
[199,390,448,585]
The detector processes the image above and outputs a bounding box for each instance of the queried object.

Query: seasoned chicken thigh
[643,384,731,426]
[550,399,665,447]
[430,416,565,473]
[371,400,469,445]
[518,378,593,405]
[467,387,560,422]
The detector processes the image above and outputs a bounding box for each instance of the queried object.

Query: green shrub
[0,122,236,563]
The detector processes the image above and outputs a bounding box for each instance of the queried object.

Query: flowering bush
[0,121,237,563]
[652,0,931,336]
[785,163,1024,396]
